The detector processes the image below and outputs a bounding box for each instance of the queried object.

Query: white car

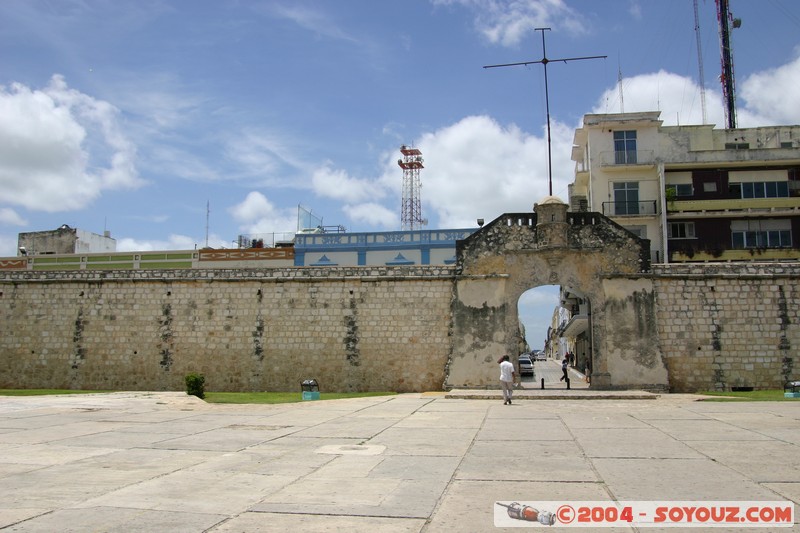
[518,356,534,376]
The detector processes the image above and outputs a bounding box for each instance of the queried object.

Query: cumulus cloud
[433,0,585,46]
[0,75,142,213]
[344,202,398,228]
[397,115,572,228]
[591,64,800,128]
[740,53,800,125]
[592,70,726,126]
[229,191,298,236]
[312,164,386,203]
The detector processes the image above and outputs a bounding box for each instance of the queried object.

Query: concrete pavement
[0,390,798,532]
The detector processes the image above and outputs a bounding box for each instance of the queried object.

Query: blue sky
[2,0,799,349]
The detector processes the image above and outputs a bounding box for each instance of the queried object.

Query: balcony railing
[602,200,657,216]
[668,197,800,214]
[599,149,655,166]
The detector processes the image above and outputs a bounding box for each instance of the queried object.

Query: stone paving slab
[0,392,798,532]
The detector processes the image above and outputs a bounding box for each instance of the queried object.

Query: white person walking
[498,355,516,405]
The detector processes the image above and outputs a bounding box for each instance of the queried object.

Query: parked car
[532,350,546,361]
[518,355,534,376]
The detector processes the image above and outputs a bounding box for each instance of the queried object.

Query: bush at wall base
[185,373,205,399]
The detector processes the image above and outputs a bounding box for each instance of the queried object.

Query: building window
[732,229,791,249]
[737,181,789,198]
[625,225,647,239]
[613,182,639,215]
[668,222,696,239]
[703,182,717,192]
[725,142,749,150]
[673,184,693,196]
[613,130,637,164]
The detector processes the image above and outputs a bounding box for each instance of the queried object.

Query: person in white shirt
[498,355,516,405]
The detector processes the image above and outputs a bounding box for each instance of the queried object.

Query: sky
[2,0,800,350]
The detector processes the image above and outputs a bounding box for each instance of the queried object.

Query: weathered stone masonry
[1,237,798,393]
[652,263,800,392]
[0,267,455,393]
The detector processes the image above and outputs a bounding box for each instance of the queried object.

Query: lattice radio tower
[398,145,426,230]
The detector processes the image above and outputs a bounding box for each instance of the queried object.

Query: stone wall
[0,267,455,393]
[653,263,800,392]
[1,259,798,394]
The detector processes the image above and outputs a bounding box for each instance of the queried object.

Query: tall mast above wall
[398,145,425,231]
[717,0,740,129]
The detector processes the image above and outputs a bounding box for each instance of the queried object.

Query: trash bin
[301,379,320,401]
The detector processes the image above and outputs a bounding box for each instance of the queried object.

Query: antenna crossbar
[484,28,606,196]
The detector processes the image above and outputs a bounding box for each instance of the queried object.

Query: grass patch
[0,389,398,404]
[0,389,112,396]
[204,391,397,404]
[697,389,796,402]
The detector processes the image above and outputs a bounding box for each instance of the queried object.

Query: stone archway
[446,197,669,391]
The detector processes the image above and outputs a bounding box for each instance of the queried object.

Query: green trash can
[301,379,320,401]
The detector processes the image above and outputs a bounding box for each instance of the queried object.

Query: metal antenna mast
[484,28,606,196]
[717,0,739,129]
[694,0,708,124]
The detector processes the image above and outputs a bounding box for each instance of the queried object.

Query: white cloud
[344,202,398,228]
[0,75,142,212]
[591,63,800,128]
[592,70,727,126]
[0,233,19,257]
[433,0,585,46]
[519,286,559,306]
[312,164,386,203]
[260,3,357,43]
[740,53,800,125]
[0,208,27,226]
[229,191,297,236]
[397,115,571,228]
[224,130,308,185]
[116,234,198,252]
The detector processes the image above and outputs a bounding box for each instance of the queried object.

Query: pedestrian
[584,356,591,384]
[559,356,569,382]
[498,355,516,405]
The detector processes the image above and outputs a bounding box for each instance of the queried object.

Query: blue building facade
[293,228,478,267]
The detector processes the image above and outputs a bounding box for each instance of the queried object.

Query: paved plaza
[0,371,798,532]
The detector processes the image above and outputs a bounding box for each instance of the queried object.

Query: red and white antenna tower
[398,145,426,230]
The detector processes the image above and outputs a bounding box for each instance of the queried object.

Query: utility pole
[485,28,605,196]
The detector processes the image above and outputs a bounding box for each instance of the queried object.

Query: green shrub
[185,373,205,399]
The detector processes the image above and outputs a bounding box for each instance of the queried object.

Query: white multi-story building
[570,111,800,263]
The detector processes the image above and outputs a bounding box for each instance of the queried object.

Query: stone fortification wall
[0,267,455,393]
[653,263,800,392]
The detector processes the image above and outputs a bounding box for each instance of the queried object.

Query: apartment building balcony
[599,149,656,169]
[602,200,658,217]
[670,248,800,263]
[667,197,800,218]
[663,147,800,169]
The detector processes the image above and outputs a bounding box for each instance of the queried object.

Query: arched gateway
[446,197,669,391]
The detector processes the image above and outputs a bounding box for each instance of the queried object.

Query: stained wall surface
[0,267,455,393]
[1,245,798,393]
[653,263,799,392]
